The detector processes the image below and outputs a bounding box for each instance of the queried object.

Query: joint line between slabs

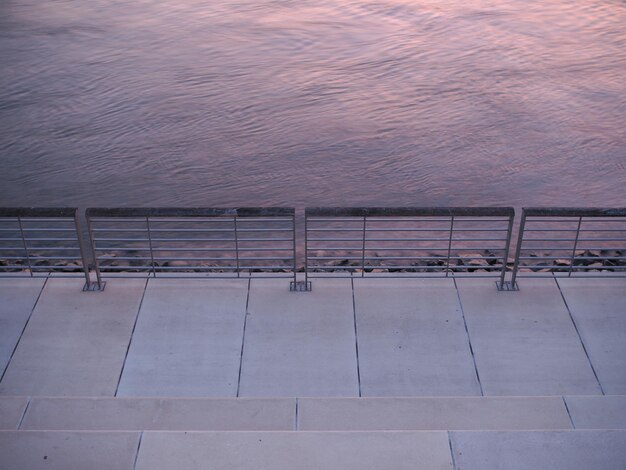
[0,276,48,383]
[554,277,605,395]
[17,396,32,430]
[448,431,458,470]
[236,277,251,397]
[132,431,144,470]
[561,396,576,429]
[351,274,362,397]
[453,278,484,396]
[115,277,149,397]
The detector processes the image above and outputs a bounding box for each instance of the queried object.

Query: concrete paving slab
[136,431,453,470]
[0,278,145,396]
[557,278,626,394]
[0,431,140,470]
[450,430,626,470]
[116,279,248,397]
[21,397,295,431]
[0,279,46,375]
[565,395,626,429]
[298,396,572,430]
[456,278,601,395]
[353,279,480,396]
[0,397,29,429]
[238,278,358,397]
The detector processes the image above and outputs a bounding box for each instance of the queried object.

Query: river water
[1,0,625,209]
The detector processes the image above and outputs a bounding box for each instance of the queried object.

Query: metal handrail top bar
[0,228,77,232]
[523,207,626,217]
[306,207,514,218]
[524,229,626,232]
[524,219,626,223]
[308,228,510,232]
[86,207,295,218]
[0,207,78,218]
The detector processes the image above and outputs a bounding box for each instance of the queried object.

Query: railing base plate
[83,281,106,292]
[290,281,312,292]
[496,280,519,291]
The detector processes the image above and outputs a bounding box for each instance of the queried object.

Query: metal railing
[86,207,296,290]
[510,207,626,286]
[303,207,515,290]
[0,207,90,286]
[4,206,624,292]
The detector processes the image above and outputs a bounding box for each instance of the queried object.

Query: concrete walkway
[0,274,624,468]
[1,275,623,397]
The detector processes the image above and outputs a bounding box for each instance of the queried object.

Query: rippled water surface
[1,0,625,208]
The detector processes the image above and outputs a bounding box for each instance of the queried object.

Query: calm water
[1,0,625,209]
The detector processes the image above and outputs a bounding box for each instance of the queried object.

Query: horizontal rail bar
[524,219,626,223]
[97,256,292,262]
[87,207,295,218]
[94,237,235,242]
[94,247,293,253]
[0,228,76,233]
[307,237,508,242]
[94,273,291,279]
[523,207,626,217]
[306,247,443,252]
[93,237,292,243]
[307,273,502,278]
[307,264,502,271]
[0,246,80,251]
[306,207,514,217]
[518,255,626,260]
[1,256,83,260]
[97,265,292,271]
[524,228,626,232]
[307,218,511,223]
[309,255,503,260]
[91,227,292,233]
[1,265,81,270]
[307,228,509,232]
[0,237,79,242]
[97,257,231,262]
[518,237,626,242]
[518,265,626,270]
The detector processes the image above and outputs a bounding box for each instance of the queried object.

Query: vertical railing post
[233,216,240,278]
[291,209,310,291]
[509,210,527,289]
[17,217,33,277]
[568,216,583,277]
[85,213,105,291]
[445,215,455,277]
[497,211,516,289]
[73,210,92,290]
[304,213,309,287]
[361,216,367,277]
[146,217,156,278]
[291,212,297,288]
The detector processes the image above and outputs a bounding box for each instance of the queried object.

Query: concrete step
[1,429,626,470]
[1,395,625,432]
